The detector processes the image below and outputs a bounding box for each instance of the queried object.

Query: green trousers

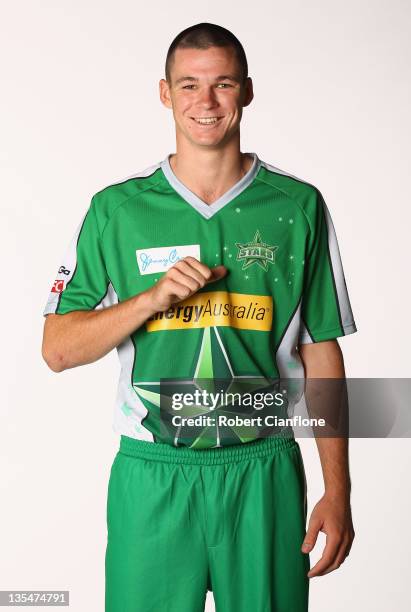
[105,434,310,611]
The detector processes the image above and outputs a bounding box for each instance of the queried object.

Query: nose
[196,85,218,109]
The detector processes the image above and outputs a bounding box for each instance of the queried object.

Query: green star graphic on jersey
[133,326,287,448]
[235,230,278,271]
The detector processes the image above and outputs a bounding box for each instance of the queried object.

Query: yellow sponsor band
[146,291,273,332]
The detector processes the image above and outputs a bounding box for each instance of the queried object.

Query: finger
[172,259,209,286]
[165,279,193,302]
[307,532,341,578]
[345,533,354,558]
[340,529,355,561]
[167,268,203,293]
[180,257,214,281]
[315,534,351,576]
[322,538,349,575]
[207,265,228,283]
[301,516,322,553]
[182,257,228,283]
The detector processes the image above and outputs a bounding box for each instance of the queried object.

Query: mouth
[190,116,223,126]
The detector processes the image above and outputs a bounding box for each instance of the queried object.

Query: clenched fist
[147,256,227,313]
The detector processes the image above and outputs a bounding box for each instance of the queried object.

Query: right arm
[42,289,156,372]
[42,257,227,372]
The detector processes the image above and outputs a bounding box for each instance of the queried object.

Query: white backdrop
[1,0,410,610]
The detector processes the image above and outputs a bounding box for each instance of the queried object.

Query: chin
[191,138,226,149]
[189,131,228,145]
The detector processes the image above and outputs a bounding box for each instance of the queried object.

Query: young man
[42,23,356,612]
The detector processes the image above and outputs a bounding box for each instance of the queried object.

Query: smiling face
[159,45,253,151]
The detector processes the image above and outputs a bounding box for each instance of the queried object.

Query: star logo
[133,326,287,448]
[235,230,278,271]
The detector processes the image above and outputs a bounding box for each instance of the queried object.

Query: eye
[217,83,233,88]
[182,84,196,89]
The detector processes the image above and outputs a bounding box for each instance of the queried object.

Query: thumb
[206,265,228,283]
[301,516,322,553]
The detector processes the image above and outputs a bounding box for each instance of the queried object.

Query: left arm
[298,339,355,578]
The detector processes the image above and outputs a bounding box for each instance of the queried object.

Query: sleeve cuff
[298,321,357,344]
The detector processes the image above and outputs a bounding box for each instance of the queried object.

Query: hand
[147,256,228,312]
[301,493,355,577]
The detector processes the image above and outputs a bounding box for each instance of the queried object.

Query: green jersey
[43,153,357,447]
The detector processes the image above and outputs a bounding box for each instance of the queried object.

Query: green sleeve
[298,190,357,343]
[43,197,111,315]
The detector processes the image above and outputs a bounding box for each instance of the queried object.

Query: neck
[169,136,253,205]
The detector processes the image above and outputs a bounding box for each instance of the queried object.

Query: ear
[243,77,254,108]
[159,78,173,109]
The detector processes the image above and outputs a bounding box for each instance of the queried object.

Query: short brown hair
[165,23,248,84]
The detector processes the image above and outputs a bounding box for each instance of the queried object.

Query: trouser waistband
[118,433,297,466]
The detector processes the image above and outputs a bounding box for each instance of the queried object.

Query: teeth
[194,117,220,124]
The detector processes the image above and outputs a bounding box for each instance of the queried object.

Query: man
[42,22,356,612]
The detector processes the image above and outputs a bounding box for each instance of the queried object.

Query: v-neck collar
[160,152,261,219]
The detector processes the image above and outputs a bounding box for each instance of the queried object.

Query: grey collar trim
[160,152,261,219]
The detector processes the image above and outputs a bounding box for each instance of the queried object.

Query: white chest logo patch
[136,244,201,275]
